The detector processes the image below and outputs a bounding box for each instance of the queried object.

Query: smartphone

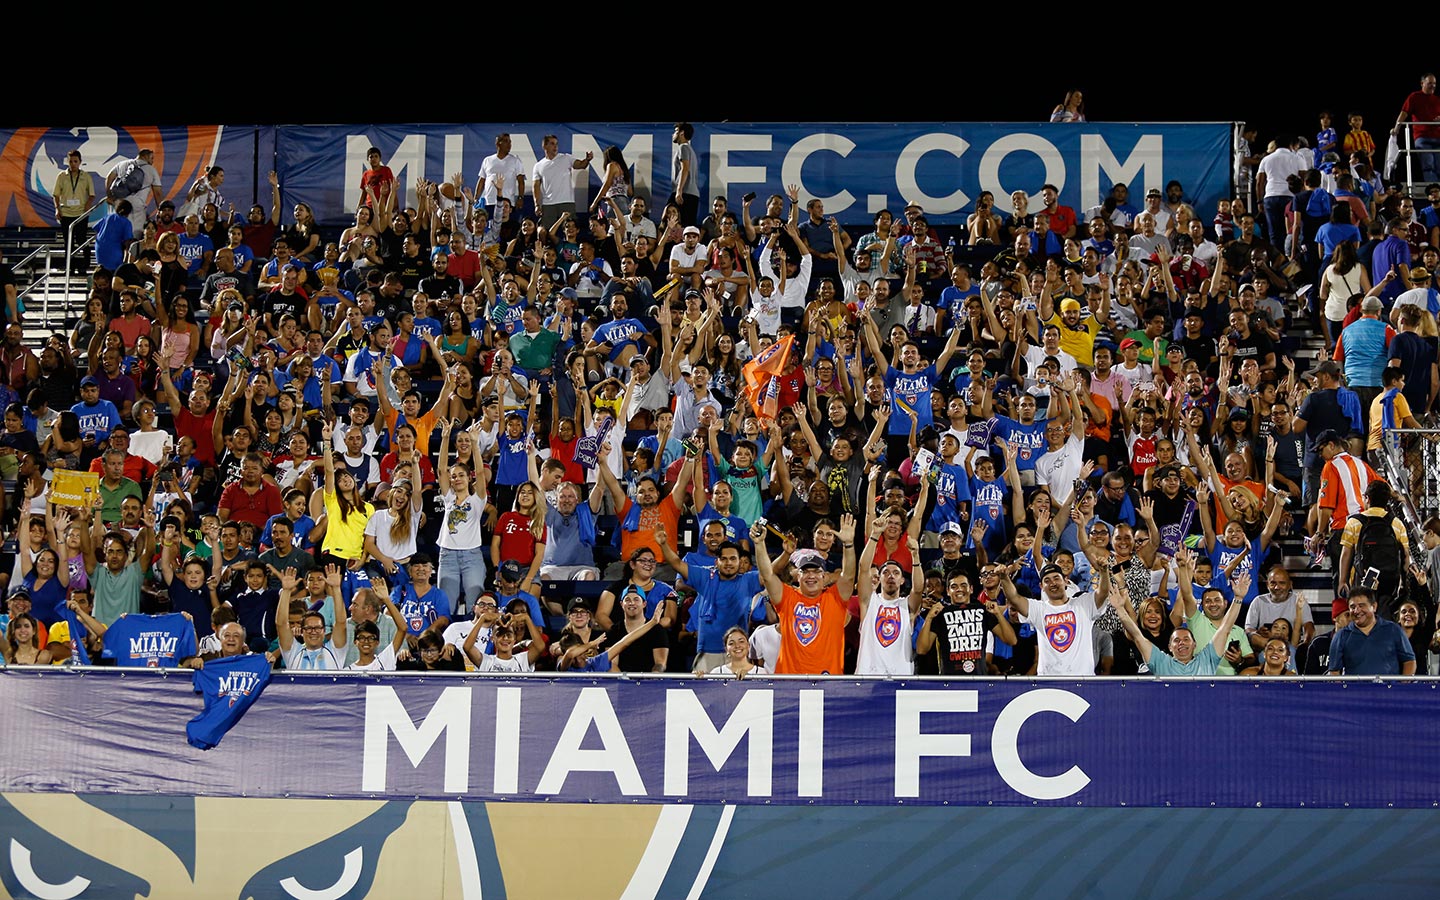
[742,191,757,204]
[1362,567,1381,590]
[1227,640,1241,656]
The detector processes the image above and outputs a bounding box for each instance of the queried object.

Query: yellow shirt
[1047,312,1101,366]
[323,490,373,560]
[1340,507,1410,552]
[1367,390,1412,451]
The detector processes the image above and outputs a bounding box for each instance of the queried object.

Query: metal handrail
[62,198,105,288]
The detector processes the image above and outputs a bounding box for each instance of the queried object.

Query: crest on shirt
[875,605,902,647]
[1044,610,1077,652]
[792,602,820,646]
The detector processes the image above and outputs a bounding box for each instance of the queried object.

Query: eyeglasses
[301,625,324,632]
[633,558,657,566]
[355,634,379,642]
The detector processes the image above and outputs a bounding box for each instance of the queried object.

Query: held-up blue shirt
[102,613,199,667]
[186,653,272,750]
[884,364,938,435]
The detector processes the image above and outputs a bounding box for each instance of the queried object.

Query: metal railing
[13,200,103,338]
[1395,121,1440,196]
[1377,427,1438,551]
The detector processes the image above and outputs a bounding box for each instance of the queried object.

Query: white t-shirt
[1257,148,1308,197]
[708,663,771,676]
[347,643,397,671]
[478,153,524,205]
[1034,434,1084,504]
[669,242,709,271]
[1022,344,1078,380]
[749,624,780,670]
[474,653,535,674]
[363,507,423,561]
[1114,361,1153,390]
[532,153,577,206]
[438,490,486,551]
[1024,595,1101,676]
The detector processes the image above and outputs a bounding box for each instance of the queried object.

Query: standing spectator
[90,514,156,626]
[532,136,591,232]
[474,133,525,214]
[104,148,161,234]
[1393,73,1440,187]
[358,147,394,210]
[672,122,699,226]
[52,149,94,258]
[1334,296,1394,428]
[752,517,857,675]
[1255,136,1308,248]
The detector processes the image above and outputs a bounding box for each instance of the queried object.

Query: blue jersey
[1208,537,1263,605]
[102,613,199,667]
[925,462,973,533]
[697,509,749,545]
[394,584,452,635]
[497,589,544,626]
[884,364,938,435]
[969,475,1010,556]
[495,433,529,486]
[593,318,649,361]
[186,653,272,750]
[994,416,1047,472]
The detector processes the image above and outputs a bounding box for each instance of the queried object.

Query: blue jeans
[1415,137,1440,186]
[1262,195,1290,251]
[438,546,486,616]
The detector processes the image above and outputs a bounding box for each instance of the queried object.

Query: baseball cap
[497,560,523,583]
[1314,429,1344,447]
[791,549,827,570]
[1118,338,1141,351]
[940,522,965,536]
[682,225,701,237]
[1361,296,1383,313]
[1313,360,1341,377]
[567,598,593,614]
[80,376,99,387]
[1039,564,1065,579]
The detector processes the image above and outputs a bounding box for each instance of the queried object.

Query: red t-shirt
[495,511,540,566]
[872,539,915,575]
[1403,91,1440,139]
[776,584,848,675]
[548,436,584,486]
[175,408,216,465]
[1046,204,1077,236]
[447,249,482,291]
[360,166,395,204]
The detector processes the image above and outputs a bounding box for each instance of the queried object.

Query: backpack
[106,159,146,201]
[1351,511,1405,589]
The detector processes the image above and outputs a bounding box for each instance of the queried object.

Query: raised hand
[325,564,343,589]
[280,567,299,592]
[836,513,857,545]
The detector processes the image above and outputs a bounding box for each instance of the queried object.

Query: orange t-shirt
[776,584,848,675]
[618,496,680,562]
[384,408,440,458]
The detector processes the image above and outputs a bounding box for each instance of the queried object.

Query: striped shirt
[1318,452,1379,532]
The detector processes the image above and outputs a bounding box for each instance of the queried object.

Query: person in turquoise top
[1110,565,1247,677]
[706,417,772,525]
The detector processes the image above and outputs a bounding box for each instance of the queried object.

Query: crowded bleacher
[7,106,1440,680]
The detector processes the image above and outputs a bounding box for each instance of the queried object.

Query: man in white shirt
[624,196,657,244]
[105,149,162,233]
[532,135,592,231]
[1256,136,1309,251]
[1187,218,1220,270]
[669,226,709,289]
[474,133,525,213]
[999,564,1105,676]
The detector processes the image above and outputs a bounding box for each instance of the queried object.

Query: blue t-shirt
[925,462,973,532]
[993,416,1047,472]
[969,474,1010,557]
[177,233,214,279]
[497,589,545,627]
[187,653,272,750]
[102,613,199,667]
[689,570,765,654]
[394,584,452,634]
[697,510,750,546]
[939,284,981,320]
[495,433,529,486]
[884,364,938,435]
[22,574,66,627]
[1208,537,1263,605]
[593,318,649,361]
[71,399,121,442]
[1148,643,1222,676]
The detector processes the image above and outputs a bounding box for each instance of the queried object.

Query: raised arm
[749,520,786,601]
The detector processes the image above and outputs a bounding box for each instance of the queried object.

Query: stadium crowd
[8,98,1440,679]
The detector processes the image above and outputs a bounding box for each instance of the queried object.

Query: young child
[1213,198,1234,243]
[707,421,770,525]
[1315,110,1337,168]
[555,601,664,672]
[924,432,973,537]
[1343,111,1375,158]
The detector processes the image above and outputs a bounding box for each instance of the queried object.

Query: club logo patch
[875,605,902,647]
[793,603,820,646]
[1045,610,1077,652]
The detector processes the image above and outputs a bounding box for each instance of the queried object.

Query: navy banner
[276,121,1232,227]
[0,670,1433,808]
